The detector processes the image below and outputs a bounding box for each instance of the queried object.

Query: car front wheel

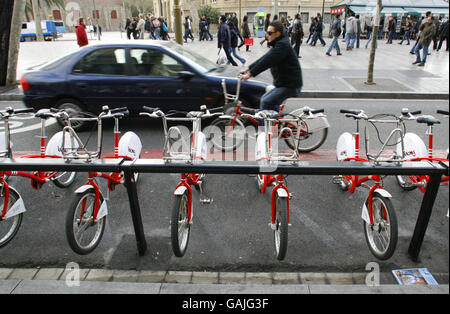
[56,98,93,131]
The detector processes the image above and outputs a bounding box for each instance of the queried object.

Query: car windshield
[164,42,217,73]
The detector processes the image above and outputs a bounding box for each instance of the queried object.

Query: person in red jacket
[75,18,89,47]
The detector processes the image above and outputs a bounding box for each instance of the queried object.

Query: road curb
[1,268,449,285]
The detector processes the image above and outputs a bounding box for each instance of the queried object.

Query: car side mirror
[178,71,195,80]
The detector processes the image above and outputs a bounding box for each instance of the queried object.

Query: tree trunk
[32,0,44,41]
[1,0,14,86]
[6,0,27,85]
[366,0,382,85]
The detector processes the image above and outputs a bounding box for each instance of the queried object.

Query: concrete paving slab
[160,283,310,294]
[11,280,162,294]
[0,280,20,294]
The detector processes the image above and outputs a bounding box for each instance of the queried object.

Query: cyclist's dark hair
[269,20,284,34]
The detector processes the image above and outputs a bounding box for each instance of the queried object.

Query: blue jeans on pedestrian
[228,47,245,65]
[400,31,410,44]
[365,31,378,49]
[415,43,429,64]
[327,36,341,54]
[345,33,356,48]
[260,87,302,112]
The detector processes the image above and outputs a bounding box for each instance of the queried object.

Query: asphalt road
[1,99,448,277]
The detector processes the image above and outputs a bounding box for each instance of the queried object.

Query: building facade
[154,0,341,32]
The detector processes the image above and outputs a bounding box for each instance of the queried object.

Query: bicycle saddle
[416,115,440,126]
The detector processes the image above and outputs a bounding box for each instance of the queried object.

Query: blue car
[21,41,269,130]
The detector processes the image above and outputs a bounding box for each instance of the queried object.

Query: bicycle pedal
[269,222,277,231]
[332,176,343,184]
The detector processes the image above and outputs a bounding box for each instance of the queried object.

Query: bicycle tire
[65,189,106,255]
[274,195,288,261]
[208,116,246,152]
[171,190,191,257]
[282,109,328,152]
[53,171,77,188]
[396,175,418,191]
[0,188,22,248]
[363,192,398,260]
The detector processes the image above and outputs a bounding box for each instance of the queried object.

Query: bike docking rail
[1,156,447,261]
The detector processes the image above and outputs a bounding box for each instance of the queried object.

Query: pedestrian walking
[241,20,302,112]
[217,15,237,66]
[183,16,194,42]
[364,17,377,49]
[241,15,252,52]
[291,13,304,58]
[306,17,316,44]
[386,16,395,44]
[344,11,357,50]
[413,15,436,66]
[356,15,361,48]
[399,17,412,45]
[437,17,449,51]
[137,14,145,39]
[310,16,326,46]
[260,13,271,46]
[326,13,342,56]
[432,16,442,50]
[205,15,214,40]
[228,22,246,65]
[125,18,132,40]
[75,17,88,47]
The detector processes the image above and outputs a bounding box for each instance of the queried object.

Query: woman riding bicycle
[240,20,302,112]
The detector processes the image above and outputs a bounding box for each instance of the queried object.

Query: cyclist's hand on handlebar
[241,73,251,82]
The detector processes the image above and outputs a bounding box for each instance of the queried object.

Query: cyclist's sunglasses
[267,31,275,35]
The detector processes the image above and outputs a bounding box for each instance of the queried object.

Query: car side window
[73,48,126,75]
[129,48,187,77]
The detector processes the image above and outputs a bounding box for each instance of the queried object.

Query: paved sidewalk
[1,31,448,101]
[1,268,448,294]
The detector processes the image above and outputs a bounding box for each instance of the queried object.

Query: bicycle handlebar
[0,107,35,118]
[437,109,449,116]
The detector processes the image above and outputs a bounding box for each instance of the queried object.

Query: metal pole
[408,174,442,261]
[124,169,147,256]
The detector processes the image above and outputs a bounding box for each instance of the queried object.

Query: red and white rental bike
[1,107,78,248]
[333,109,399,260]
[62,106,142,255]
[396,109,449,192]
[242,108,303,261]
[140,105,223,257]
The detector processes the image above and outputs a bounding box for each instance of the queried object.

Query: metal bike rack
[1,157,448,261]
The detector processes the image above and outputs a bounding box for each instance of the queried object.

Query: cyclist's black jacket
[248,34,303,89]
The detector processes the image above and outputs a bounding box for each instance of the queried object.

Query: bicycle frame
[400,118,449,192]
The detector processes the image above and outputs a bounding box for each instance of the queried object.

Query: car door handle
[75,83,88,89]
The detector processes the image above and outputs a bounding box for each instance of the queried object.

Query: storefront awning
[330,7,346,14]
[381,7,407,14]
[349,6,367,14]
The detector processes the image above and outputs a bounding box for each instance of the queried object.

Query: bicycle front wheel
[363,192,398,260]
[0,188,22,248]
[208,117,246,152]
[171,190,191,257]
[53,171,77,188]
[274,195,288,261]
[65,189,106,255]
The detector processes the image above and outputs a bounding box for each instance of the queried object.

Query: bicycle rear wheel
[65,189,106,255]
[171,190,191,257]
[0,187,22,248]
[282,110,328,152]
[363,192,398,260]
[208,117,246,152]
[274,195,288,261]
